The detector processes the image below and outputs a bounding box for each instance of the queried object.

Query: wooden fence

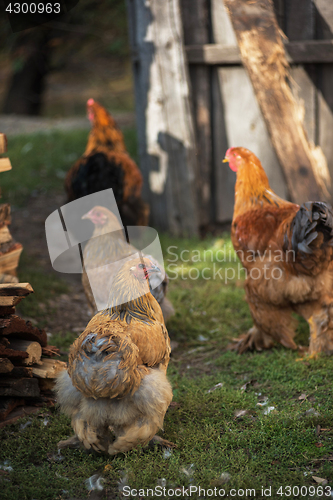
[127,0,333,235]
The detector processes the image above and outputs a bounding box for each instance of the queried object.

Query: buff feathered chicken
[81,206,174,322]
[64,98,149,226]
[224,147,333,356]
[56,257,173,455]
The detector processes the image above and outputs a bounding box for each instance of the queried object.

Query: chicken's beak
[82,210,92,220]
[222,158,229,163]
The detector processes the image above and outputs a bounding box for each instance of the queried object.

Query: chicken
[81,206,174,322]
[56,257,173,455]
[224,147,333,356]
[64,98,149,226]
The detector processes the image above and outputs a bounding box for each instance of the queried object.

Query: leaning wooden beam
[223,0,330,203]
[185,40,333,65]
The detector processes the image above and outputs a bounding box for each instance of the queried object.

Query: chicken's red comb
[87,98,95,106]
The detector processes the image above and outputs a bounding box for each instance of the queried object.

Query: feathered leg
[295,300,333,356]
[233,298,297,353]
[107,420,159,455]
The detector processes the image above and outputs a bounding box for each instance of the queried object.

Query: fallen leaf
[207,382,223,394]
[298,393,307,401]
[315,443,323,448]
[312,476,328,485]
[263,406,275,415]
[234,409,248,418]
[220,472,231,483]
[303,408,320,417]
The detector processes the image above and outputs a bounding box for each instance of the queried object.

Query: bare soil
[11,191,91,336]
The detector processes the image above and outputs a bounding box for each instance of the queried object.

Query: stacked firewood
[0,283,67,425]
[0,133,22,283]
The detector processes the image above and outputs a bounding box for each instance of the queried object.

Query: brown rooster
[64,99,149,226]
[56,257,173,455]
[81,206,175,322]
[224,147,333,356]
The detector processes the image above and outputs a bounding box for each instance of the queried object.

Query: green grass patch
[1,129,333,499]
[3,127,138,206]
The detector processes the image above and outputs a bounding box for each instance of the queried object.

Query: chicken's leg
[108,420,159,455]
[232,298,297,353]
[295,301,333,356]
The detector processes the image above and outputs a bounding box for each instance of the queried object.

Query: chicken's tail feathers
[287,201,333,274]
[69,333,146,399]
[55,369,83,418]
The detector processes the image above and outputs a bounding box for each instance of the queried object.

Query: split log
[0,378,40,398]
[0,315,47,347]
[7,340,42,366]
[0,295,24,307]
[0,366,33,378]
[223,0,330,203]
[0,135,7,155]
[0,307,16,317]
[0,283,33,297]
[0,158,12,173]
[38,379,57,392]
[0,227,13,245]
[31,358,67,379]
[0,357,14,374]
[0,205,11,228]
[0,343,29,362]
[0,397,24,421]
[0,245,23,276]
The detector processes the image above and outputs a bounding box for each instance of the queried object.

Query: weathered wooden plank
[180,0,212,228]
[126,0,199,235]
[223,0,330,203]
[211,0,287,223]
[185,40,333,65]
[316,0,333,199]
[285,0,316,143]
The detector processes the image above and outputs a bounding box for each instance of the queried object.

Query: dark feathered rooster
[64,99,149,226]
[224,147,333,356]
[56,257,173,455]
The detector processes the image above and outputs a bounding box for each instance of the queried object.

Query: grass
[0,129,333,499]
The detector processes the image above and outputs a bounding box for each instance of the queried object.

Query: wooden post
[210,0,287,224]
[223,0,330,204]
[316,0,333,199]
[180,0,212,228]
[126,0,199,236]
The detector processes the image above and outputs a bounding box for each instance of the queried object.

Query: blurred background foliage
[0,0,134,116]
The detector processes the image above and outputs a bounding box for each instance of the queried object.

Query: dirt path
[0,112,135,137]
[11,191,91,336]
